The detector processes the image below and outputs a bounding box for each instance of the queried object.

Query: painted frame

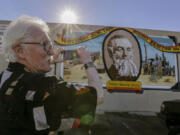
[102,29,142,81]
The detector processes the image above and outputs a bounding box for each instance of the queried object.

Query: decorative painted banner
[55,27,117,45]
[55,27,180,53]
[106,81,142,93]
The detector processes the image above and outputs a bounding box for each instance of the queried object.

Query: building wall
[0,20,180,112]
[97,89,180,113]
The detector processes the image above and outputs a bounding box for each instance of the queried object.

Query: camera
[63,50,79,60]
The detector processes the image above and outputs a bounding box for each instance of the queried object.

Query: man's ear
[13,44,26,59]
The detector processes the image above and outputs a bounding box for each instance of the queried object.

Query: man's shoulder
[20,73,59,89]
[23,73,57,80]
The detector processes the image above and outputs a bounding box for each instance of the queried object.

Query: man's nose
[122,50,127,58]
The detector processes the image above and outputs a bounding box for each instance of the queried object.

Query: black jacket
[0,62,97,135]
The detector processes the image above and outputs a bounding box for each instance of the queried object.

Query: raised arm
[77,47,104,104]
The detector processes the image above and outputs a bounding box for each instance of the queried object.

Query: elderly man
[0,15,104,135]
[107,35,138,80]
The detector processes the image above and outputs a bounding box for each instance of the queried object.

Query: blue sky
[0,0,180,32]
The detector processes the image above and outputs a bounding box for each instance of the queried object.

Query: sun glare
[60,9,78,24]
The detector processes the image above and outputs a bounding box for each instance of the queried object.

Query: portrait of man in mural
[107,35,138,80]
[103,29,141,81]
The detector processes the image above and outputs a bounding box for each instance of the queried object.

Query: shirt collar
[7,62,26,72]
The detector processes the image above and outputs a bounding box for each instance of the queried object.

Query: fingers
[50,47,65,64]
[77,46,90,56]
[50,59,65,64]
[77,46,88,52]
[76,47,92,64]
[53,47,64,59]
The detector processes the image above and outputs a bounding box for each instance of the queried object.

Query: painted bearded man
[107,35,138,81]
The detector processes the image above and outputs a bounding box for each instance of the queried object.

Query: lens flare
[60,9,78,24]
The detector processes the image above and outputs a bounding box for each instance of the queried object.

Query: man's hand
[50,47,65,64]
[77,47,92,64]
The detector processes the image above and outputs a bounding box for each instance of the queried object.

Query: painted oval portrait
[103,29,142,81]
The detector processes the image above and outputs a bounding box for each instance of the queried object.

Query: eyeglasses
[20,41,53,54]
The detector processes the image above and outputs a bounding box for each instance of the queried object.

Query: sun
[60,9,78,24]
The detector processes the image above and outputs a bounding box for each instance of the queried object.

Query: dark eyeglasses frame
[20,42,53,54]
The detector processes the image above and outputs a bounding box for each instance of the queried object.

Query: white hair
[1,15,49,62]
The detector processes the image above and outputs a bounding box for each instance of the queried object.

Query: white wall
[97,89,180,113]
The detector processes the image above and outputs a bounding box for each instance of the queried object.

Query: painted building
[1,20,180,113]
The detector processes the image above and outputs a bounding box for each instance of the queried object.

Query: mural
[54,26,178,90]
